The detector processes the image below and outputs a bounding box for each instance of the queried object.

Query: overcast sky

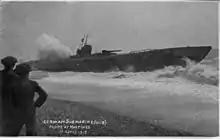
[0,2,218,60]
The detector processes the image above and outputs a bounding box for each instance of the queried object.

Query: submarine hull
[25,46,212,72]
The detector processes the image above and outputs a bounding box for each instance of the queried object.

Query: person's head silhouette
[1,56,18,70]
[14,63,31,78]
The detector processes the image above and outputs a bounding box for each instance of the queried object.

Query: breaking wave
[157,58,218,86]
[31,57,218,103]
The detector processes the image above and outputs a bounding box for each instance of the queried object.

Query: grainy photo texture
[0,1,219,137]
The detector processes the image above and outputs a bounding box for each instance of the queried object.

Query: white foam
[37,33,73,61]
[40,71,218,102]
[35,57,218,103]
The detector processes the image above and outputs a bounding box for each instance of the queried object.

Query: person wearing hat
[1,56,18,101]
[1,56,18,70]
[0,56,19,136]
[11,63,48,136]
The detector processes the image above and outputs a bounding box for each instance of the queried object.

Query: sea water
[30,49,219,136]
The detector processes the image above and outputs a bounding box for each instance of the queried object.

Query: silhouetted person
[11,63,48,136]
[1,56,18,101]
[0,56,19,136]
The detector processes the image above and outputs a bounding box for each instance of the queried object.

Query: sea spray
[157,59,218,86]
[37,33,73,61]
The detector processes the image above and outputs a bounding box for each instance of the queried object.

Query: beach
[26,62,219,136]
[19,98,195,136]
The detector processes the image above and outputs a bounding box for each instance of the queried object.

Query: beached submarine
[23,36,212,72]
[23,46,212,73]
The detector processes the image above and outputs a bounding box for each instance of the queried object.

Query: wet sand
[34,81,218,136]
[20,98,195,136]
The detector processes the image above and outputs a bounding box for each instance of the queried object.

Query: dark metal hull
[25,46,212,72]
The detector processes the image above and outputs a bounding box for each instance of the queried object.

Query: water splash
[157,58,218,86]
[37,33,73,61]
